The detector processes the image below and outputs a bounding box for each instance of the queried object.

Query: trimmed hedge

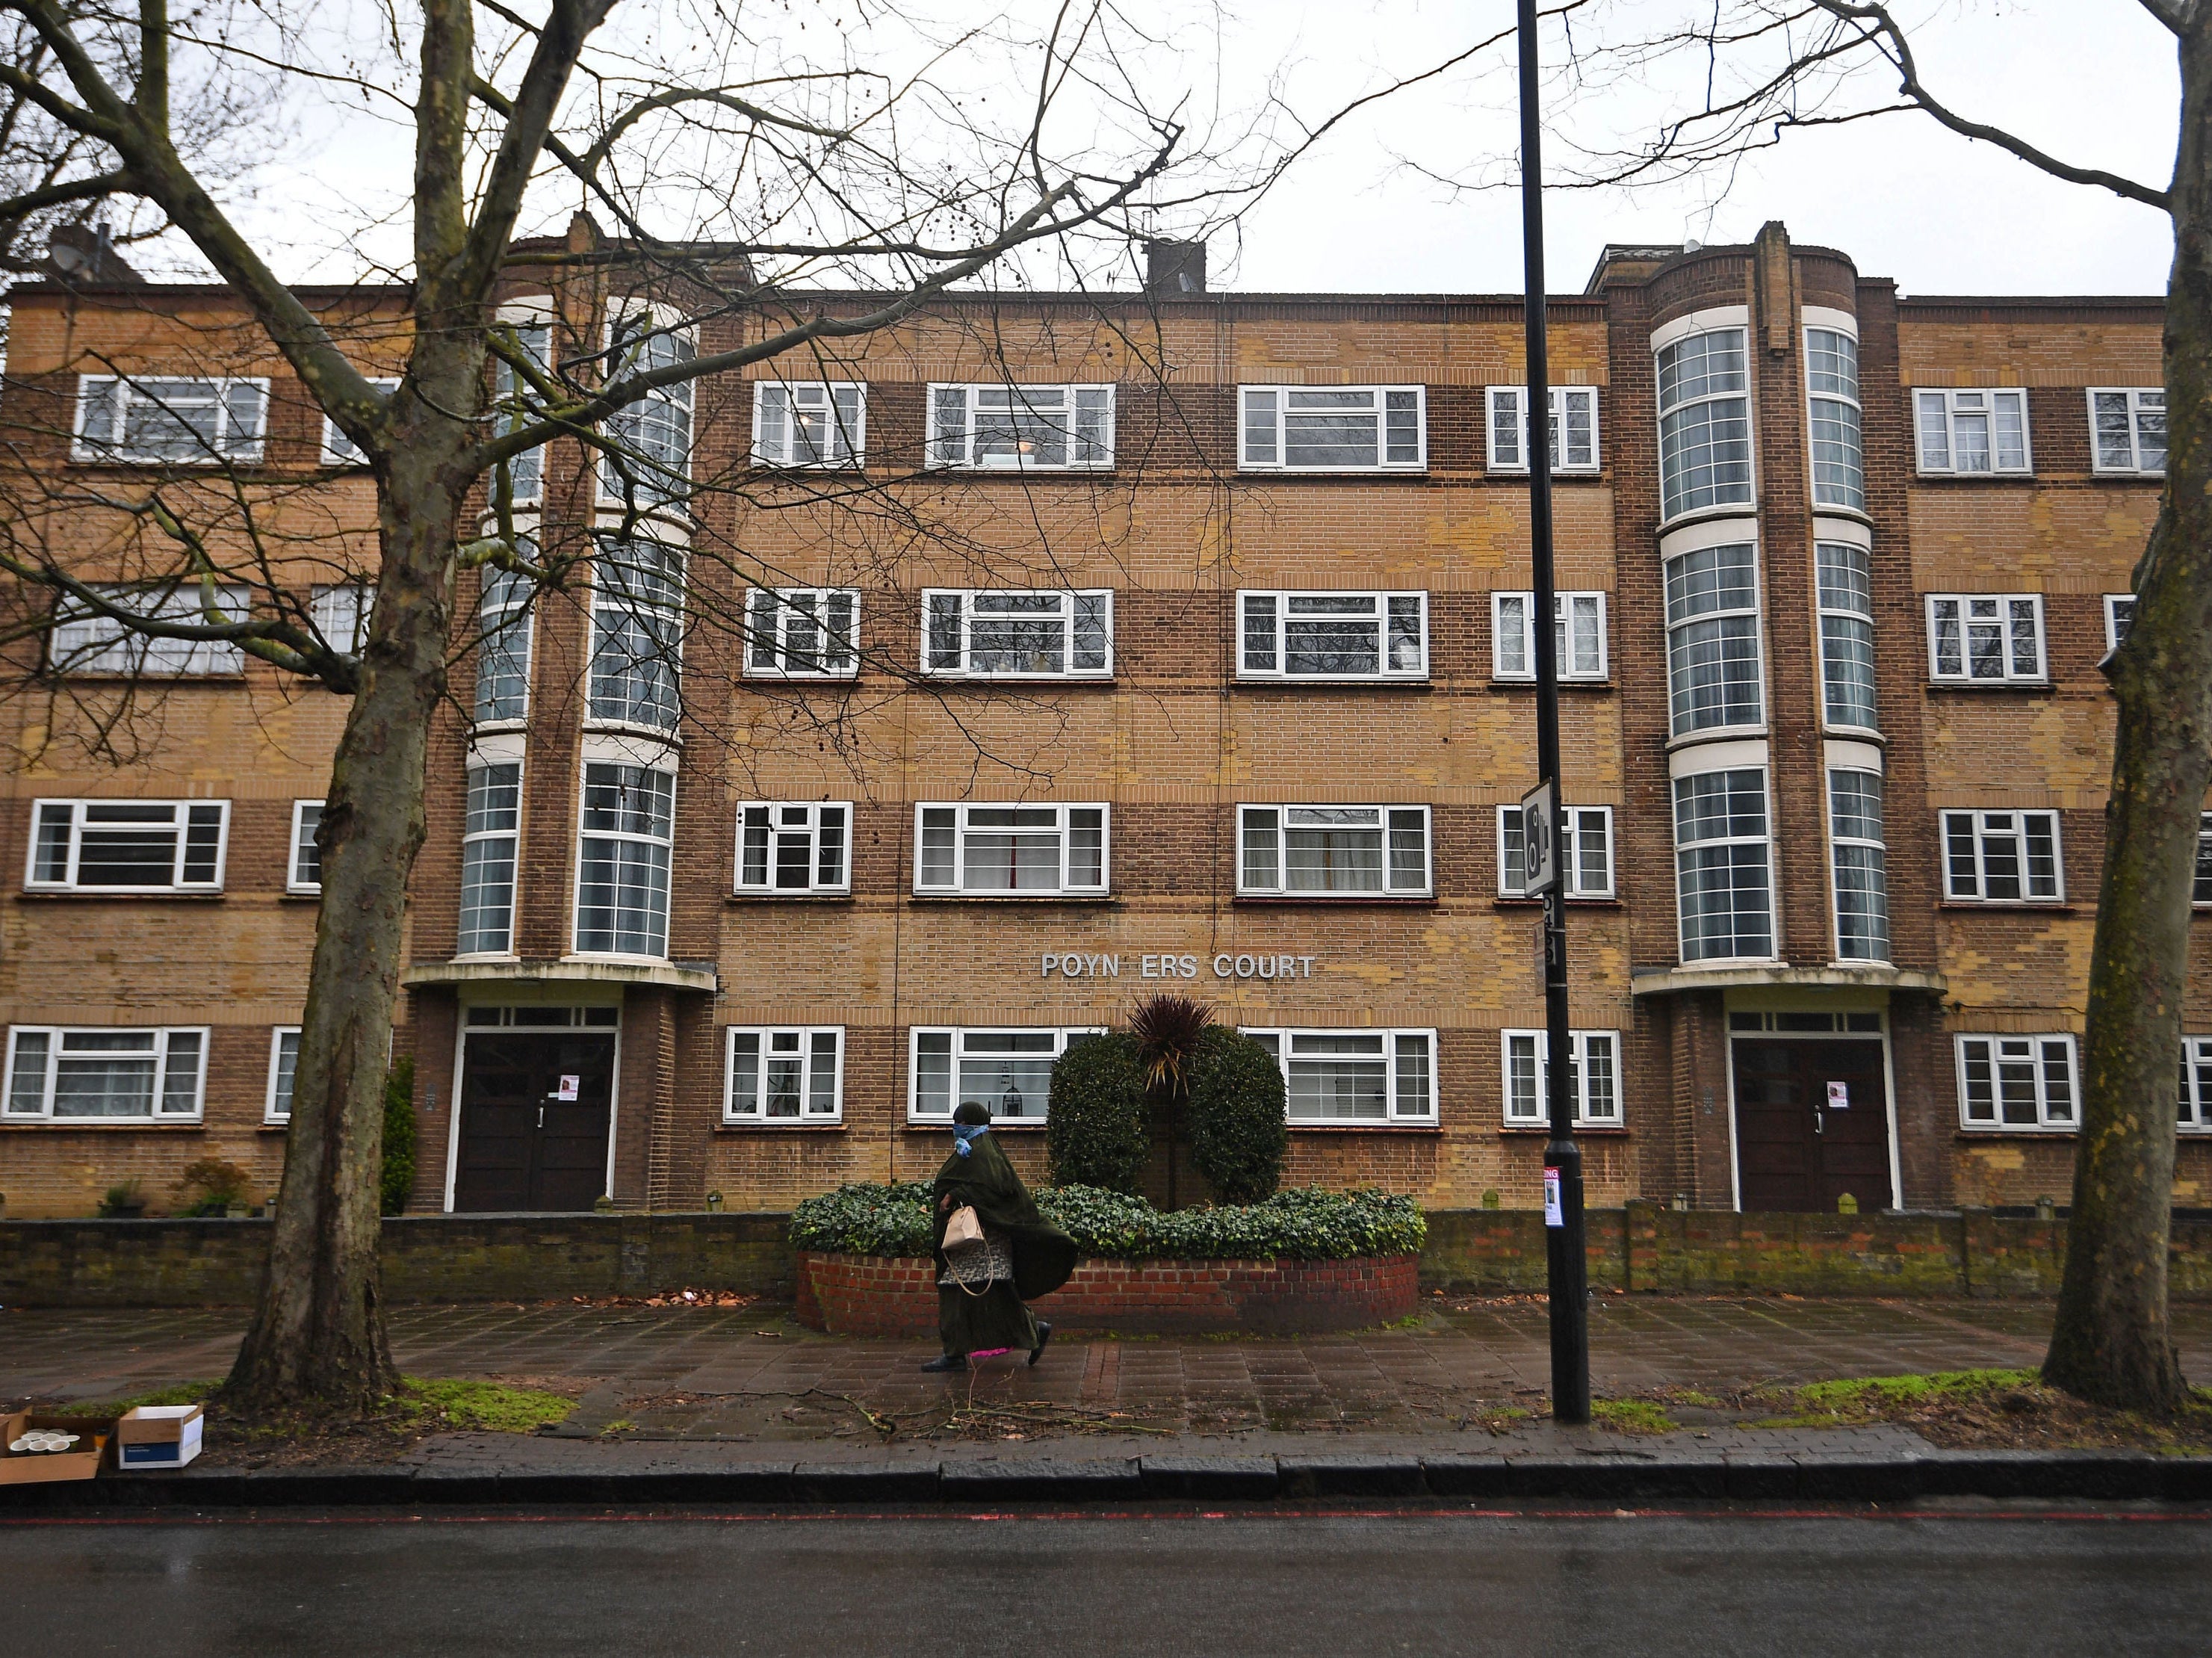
[1186,1026,1289,1204]
[790,1181,1425,1262]
[1046,1031,1149,1194]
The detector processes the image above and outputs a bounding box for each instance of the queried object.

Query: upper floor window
[1239,805,1430,897]
[929,384,1114,470]
[28,799,228,893]
[51,584,248,677]
[737,802,850,895]
[289,801,323,893]
[1497,804,1614,898]
[753,382,864,468]
[1664,542,1763,736]
[746,588,859,679]
[587,539,684,731]
[1927,594,2045,684]
[909,1026,1098,1122]
[1805,327,1864,511]
[2182,1037,2212,1133]
[1246,1027,1437,1124]
[1830,770,1890,963]
[1240,386,1425,471]
[1942,809,2063,903]
[474,566,534,724]
[2104,594,2136,655]
[916,803,1107,897]
[923,590,1110,679]
[73,375,268,465]
[1915,389,2030,474]
[1502,1029,1620,1127]
[2090,389,2166,476]
[319,377,402,467]
[574,763,675,957]
[1239,591,1426,681]
[492,321,551,504]
[726,1026,843,1124]
[1491,591,1607,681]
[1655,327,1752,519]
[457,762,521,956]
[1486,386,1599,474]
[267,1027,301,1123]
[4,1026,206,1122]
[310,583,371,655]
[2196,813,2211,907]
[1957,1033,2075,1131]
[1674,767,1773,962]
[601,314,695,509]
[1816,543,1878,732]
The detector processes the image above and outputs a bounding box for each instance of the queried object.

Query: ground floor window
[1501,1029,1620,1127]
[2196,814,2211,906]
[1957,1033,2076,1130]
[909,1027,1098,1122]
[725,1027,843,1123]
[4,1026,207,1122]
[267,1027,300,1122]
[2182,1037,2212,1132]
[1244,1027,1436,1123]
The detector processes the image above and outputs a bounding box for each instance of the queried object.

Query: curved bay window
[574,763,675,956]
[1656,327,1752,520]
[588,539,685,731]
[1664,542,1764,737]
[1673,767,1773,962]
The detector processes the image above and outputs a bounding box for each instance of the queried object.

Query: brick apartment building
[2,220,2205,1221]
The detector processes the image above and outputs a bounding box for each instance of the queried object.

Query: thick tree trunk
[2043,14,2212,1414]
[223,419,471,1416]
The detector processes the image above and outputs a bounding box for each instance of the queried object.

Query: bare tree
[0,0,1316,1417]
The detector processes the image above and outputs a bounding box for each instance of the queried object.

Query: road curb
[3,1447,2208,1509]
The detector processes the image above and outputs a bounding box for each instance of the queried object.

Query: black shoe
[920,1352,967,1373]
[1029,1321,1053,1367]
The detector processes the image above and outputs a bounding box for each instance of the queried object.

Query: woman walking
[922,1100,1076,1373]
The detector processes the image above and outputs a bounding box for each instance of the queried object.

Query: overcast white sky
[228,0,2177,300]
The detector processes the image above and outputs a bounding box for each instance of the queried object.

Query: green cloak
[931,1130,1077,1355]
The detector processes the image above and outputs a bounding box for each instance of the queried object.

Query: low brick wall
[795,1251,1421,1337]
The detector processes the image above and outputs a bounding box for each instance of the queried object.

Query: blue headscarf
[951,1123,991,1157]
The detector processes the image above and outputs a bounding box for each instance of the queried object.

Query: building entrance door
[1732,1039,1892,1213]
[452,1031,616,1211]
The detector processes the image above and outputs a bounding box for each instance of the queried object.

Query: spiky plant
[1130,995,1213,1101]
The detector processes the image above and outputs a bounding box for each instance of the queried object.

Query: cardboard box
[0,1412,114,1485]
[115,1404,205,1468]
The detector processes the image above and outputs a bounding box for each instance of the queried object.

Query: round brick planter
[794,1250,1419,1337]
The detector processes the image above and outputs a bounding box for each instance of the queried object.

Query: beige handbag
[941,1204,1012,1296]
[943,1204,985,1252]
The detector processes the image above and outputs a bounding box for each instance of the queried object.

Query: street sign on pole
[1520,780,1558,896]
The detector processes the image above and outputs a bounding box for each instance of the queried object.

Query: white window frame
[474,566,535,726]
[319,378,403,465]
[1913,388,2032,475]
[914,802,1109,897]
[598,308,696,511]
[2089,388,2166,477]
[586,537,686,733]
[72,374,270,465]
[2180,1036,2212,1133]
[725,1025,845,1125]
[1815,542,1879,734]
[1655,325,1754,522]
[490,317,552,506]
[1673,767,1775,965]
[744,587,860,680]
[1244,1027,1439,1125]
[4,1025,209,1122]
[1804,325,1865,513]
[736,801,852,895]
[1239,590,1428,681]
[288,800,323,894]
[1957,1033,2078,1131]
[572,761,677,959]
[456,762,522,956]
[1940,809,2065,903]
[26,799,230,894]
[907,1026,1100,1124]
[1926,594,2046,684]
[1238,805,1432,899]
[1485,386,1599,474]
[309,582,372,656]
[50,584,250,678]
[1664,542,1765,737]
[921,589,1112,680]
[1500,1029,1622,1127]
[2196,812,2211,909]
[1239,385,1426,472]
[1496,804,1614,899]
[1828,769,1891,965]
[752,380,866,468]
[2104,594,2136,656]
[1490,591,1608,681]
[266,1026,301,1123]
[927,383,1115,470]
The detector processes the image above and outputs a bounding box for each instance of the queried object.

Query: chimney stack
[1144,238,1206,296]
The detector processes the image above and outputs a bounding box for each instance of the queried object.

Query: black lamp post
[1517,0,1592,1426]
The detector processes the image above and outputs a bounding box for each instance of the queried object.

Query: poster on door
[1827,1080,1849,1110]
[556,1074,580,1101]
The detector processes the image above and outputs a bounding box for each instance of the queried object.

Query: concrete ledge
[401,959,718,993]
[1139,1456,1282,1500]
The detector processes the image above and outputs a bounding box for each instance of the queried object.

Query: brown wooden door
[1732,1039,1892,1213]
[453,1033,615,1212]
